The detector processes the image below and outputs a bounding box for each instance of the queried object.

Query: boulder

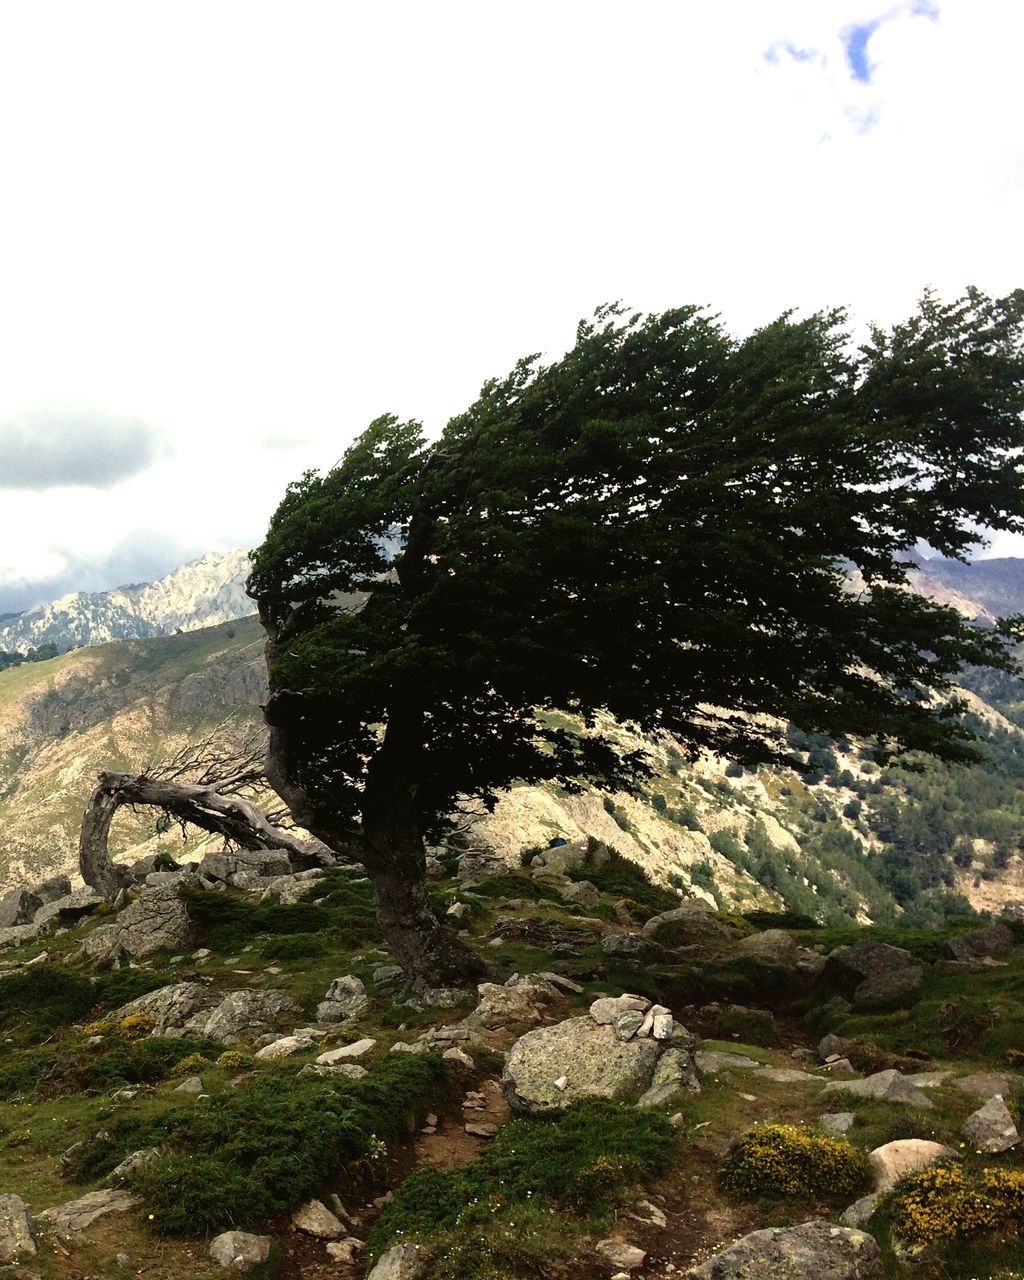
[0,921,46,949]
[590,994,650,1024]
[209,1230,273,1271]
[942,923,1016,962]
[818,1113,855,1136]
[107,1148,161,1183]
[467,976,561,1031]
[953,1071,1022,1100]
[34,886,104,927]
[175,1075,204,1095]
[822,941,922,1008]
[190,989,297,1042]
[455,851,508,882]
[112,981,220,1034]
[823,1069,933,1110]
[367,1242,427,1280]
[962,1096,1020,1153]
[299,1062,369,1080]
[199,849,293,882]
[641,901,727,946]
[868,1140,956,1191]
[596,1238,646,1269]
[33,873,72,904]
[107,884,196,958]
[316,1039,376,1063]
[559,880,600,910]
[503,1015,663,1114]
[40,1188,134,1238]
[637,1047,701,1107]
[292,1198,345,1238]
[255,1035,313,1060]
[316,975,369,1023]
[689,1220,884,1280]
[0,1193,37,1263]
[0,889,43,928]
[736,929,798,967]
[601,933,661,963]
[817,1033,845,1061]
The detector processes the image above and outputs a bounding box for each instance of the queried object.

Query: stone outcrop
[822,941,923,1008]
[316,975,369,1023]
[39,1188,134,1238]
[823,1069,933,1109]
[0,1194,37,1263]
[83,884,196,961]
[111,982,296,1041]
[367,1242,427,1280]
[689,1220,884,1279]
[641,900,728,945]
[503,994,697,1114]
[942,923,1016,962]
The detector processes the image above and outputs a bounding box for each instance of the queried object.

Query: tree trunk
[360,806,487,991]
[79,770,342,900]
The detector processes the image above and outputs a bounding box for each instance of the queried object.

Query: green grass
[368,1098,677,1279]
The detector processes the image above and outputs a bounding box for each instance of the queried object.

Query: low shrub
[67,1054,447,1236]
[885,1164,1024,1245]
[0,1035,226,1100]
[170,1053,215,1076]
[261,934,327,961]
[216,1050,252,1069]
[368,1098,676,1274]
[720,1123,869,1203]
[577,847,678,919]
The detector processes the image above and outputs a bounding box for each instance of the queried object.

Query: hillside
[0,549,254,654]
[3,612,1024,926]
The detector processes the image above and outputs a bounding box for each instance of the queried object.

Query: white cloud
[0,0,1021,596]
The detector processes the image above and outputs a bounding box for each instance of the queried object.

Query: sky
[0,0,1022,613]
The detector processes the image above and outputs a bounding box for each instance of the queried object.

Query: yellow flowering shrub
[720,1123,870,1201]
[170,1053,215,1076]
[216,1050,251,1069]
[117,1012,156,1040]
[83,1019,114,1037]
[886,1165,1024,1245]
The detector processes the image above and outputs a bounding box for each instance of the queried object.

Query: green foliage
[368,1099,676,1275]
[69,1054,447,1237]
[577,845,678,918]
[182,871,380,953]
[249,292,1024,849]
[0,1035,225,1100]
[720,1122,870,1203]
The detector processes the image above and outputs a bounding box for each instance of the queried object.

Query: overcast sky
[0,0,1021,613]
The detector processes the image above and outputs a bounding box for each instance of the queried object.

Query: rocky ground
[0,837,1021,1279]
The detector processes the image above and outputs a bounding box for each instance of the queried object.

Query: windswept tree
[247,291,1024,988]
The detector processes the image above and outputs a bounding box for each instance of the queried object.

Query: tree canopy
[248,289,1024,985]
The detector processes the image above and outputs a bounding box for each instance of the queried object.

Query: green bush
[720,1123,869,1203]
[0,1035,226,1100]
[369,1099,676,1272]
[261,933,327,961]
[577,847,678,918]
[69,1054,448,1236]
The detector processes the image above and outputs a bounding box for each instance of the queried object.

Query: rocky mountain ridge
[0,549,254,654]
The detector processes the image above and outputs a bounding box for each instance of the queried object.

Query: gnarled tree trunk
[79,770,341,900]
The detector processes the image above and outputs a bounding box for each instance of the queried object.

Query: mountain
[0,548,254,654]
[2,608,1024,925]
[908,550,1024,622]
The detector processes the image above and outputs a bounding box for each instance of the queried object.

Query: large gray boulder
[112,982,220,1034]
[503,1015,664,1114]
[689,1220,883,1279]
[34,886,104,927]
[316,975,368,1023]
[0,1193,37,1263]
[367,1242,427,1280]
[209,1230,273,1271]
[189,989,297,1042]
[105,884,196,958]
[198,849,293,884]
[641,901,727,945]
[736,929,798,967]
[0,889,43,928]
[943,923,1016,962]
[823,941,923,1008]
[823,1069,933,1109]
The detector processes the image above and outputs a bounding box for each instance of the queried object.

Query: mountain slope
[0,549,254,653]
[3,611,1024,924]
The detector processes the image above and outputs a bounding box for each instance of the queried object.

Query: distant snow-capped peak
[0,548,254,654]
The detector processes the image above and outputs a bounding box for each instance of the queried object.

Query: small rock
[298,1062,369,1080]
[954,1071,1021,1100]
[255,1035,312,1060]
[823,1068,932,1109]
[596,1239,646,1269]
[40,1189,134,1238]
[316,1039,377,1063]
[175,1075,204,1094]
[465,1121,499,1138]
[209,1230,273,1271]
[442,1046,475,1069]
[327,1238,364,1263]
[615,1010,646,1041]
[292,1198,344,1238]
[694,1050,758,1073]
[590,994,650,1024]
[316,975,368,1024]
[818,1113,855,1136]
